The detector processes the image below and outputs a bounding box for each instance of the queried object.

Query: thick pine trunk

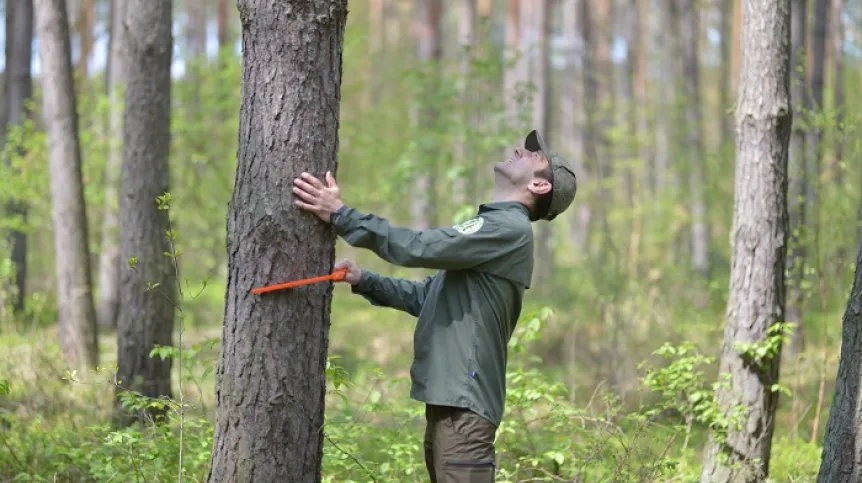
[3,0,34,314]
[206,1,347,481]
[699,0,791,480]
[36,0,100,370]
[96,0,126,331]
[677,0,709,277]
[816,245,862,481]
[786,0,809,358]
[114,0,175,424]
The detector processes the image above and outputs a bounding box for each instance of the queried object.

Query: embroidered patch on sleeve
[453,217,485,235]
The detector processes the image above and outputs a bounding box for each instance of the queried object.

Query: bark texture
[114,0,175,423]
[3,0,34,313]
[206,1,348,481]
[36,0,99,370]
[699,0,791,480]
[97,0,126,330]
[817,248,862,481]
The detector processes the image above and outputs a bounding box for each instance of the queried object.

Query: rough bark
[677,0,709,277]
[36,0,100,370]
[816,245,862,481]
[409,0,441,230]
[786,0,809,358]
[206,1,347,481]
[3,0,34,314]
[114,0,175,424]
[96,0,126,331]
[699,0,791,480]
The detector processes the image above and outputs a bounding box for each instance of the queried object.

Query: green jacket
[331,201,534,426]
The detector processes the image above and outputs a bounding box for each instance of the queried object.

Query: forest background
[1,0,860,481]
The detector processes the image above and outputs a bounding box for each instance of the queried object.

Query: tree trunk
[699,0,791,480]
[804,0,827,271]
[206,1,347,481]
[830,0,844,184]
[816,245,862,481]
[36,0,100,370]
[114,0,175,424]
[76,0,93,77]
[504,0,520,119]
[786,0,809,359]
[574,0,596,253]
[453,0,476,208]
[410,0,441,230]
[217,0,231,52]
[96,0,126,330]
[677,0,709,277]
[3,0,34,314]
[186,0,207,61]
[719,0,734,147]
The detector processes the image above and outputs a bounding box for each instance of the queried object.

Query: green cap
[524,130,577,221]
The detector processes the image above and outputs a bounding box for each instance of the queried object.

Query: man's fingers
[293,179,320,196]
[301,172,326,190]
[292,186,319,204]
[293,199,317,212]
[325,171,337,189]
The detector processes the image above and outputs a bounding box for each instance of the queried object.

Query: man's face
[494,146,553,196]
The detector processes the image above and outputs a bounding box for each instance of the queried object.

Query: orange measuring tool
[250,268,348,295]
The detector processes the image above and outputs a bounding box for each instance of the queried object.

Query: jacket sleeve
[350,270,435,317]
[331,206,529,271]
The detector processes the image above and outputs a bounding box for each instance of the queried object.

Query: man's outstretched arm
[349,268,435,318]
[291,171,529,270]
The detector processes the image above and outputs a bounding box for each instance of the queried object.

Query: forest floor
[0,284,841,481]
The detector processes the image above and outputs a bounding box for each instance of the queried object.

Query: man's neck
[490,187,530,208]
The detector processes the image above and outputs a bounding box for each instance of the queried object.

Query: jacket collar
[478,201,531,218]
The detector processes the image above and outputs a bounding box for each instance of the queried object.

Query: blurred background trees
[1,0,861,480]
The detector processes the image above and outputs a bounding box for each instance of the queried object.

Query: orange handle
[251,268,348,295]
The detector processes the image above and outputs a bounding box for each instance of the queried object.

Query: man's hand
[292,171,345,222]
[334,258,361,285]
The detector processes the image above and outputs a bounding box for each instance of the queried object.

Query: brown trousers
[423,404,497,483]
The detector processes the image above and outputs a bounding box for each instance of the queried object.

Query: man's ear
[528,178,552,196]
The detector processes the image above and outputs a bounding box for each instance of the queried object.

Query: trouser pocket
[443,459,495,483]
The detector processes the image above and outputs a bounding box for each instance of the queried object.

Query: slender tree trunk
[830,0,844,184]
[719,0,734,147]
[114,0,175,425]
[453,0,476,208]
[96,0,126,330]
[217,0,231,52]
[677,0,709,277]
[654,0,676,193]
[816,245,862,481]
[410,0,442,230]
[731,0,743,95]
[574,0,596,253]
[504,0,520,119]
[786,0,809,359]
[206,1,347,480]
[804,0,827,274]
[76,0,93,77]
[699,0,791,480]
[36,0,100,370]
[3,0,34,314]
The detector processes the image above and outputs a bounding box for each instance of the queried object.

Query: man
[292,130,577,482]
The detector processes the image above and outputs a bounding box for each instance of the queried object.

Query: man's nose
[514,147,525,157]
